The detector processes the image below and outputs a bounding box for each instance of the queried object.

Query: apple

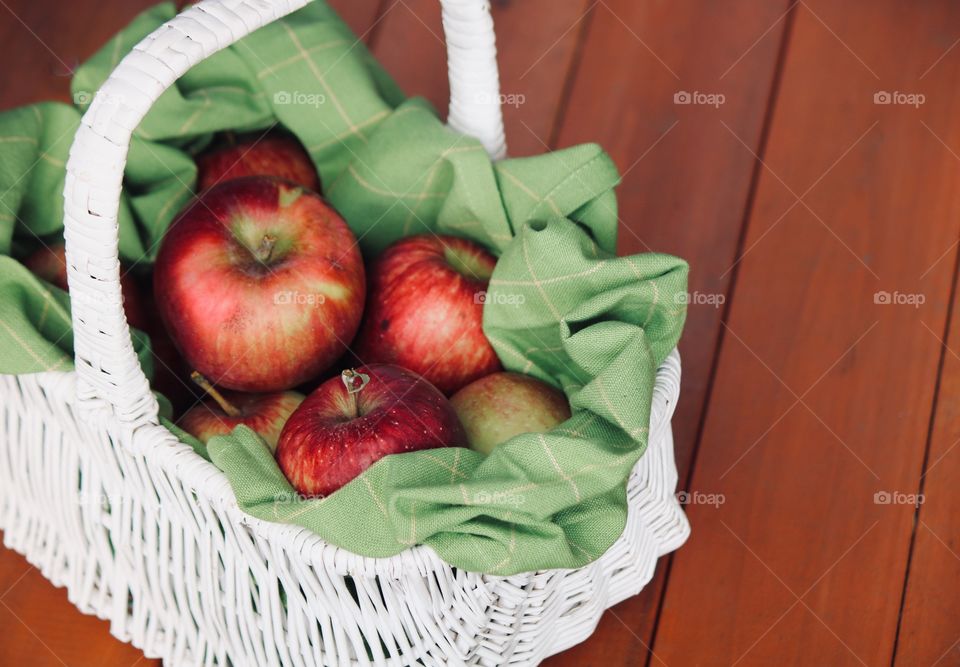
[276,364,466,496]
[25,242,148,330]
[153,176,365,392]
[354,234,502,395]
[178,372,303,450]
[196,131,320,192]
[450,372,571,455]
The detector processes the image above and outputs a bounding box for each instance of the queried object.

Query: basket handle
[63,0,505,424]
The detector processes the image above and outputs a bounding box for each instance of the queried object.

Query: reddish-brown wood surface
[897,279,960,667]
[651,0,960,665]
[2,1,960,666]
[894,3,960,662]
[371,0,593,157]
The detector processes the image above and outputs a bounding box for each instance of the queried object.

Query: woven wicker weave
[0,0,690,664]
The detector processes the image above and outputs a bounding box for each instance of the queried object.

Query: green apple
[450,372,571,455]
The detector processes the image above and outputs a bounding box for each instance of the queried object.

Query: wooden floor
[2,0,960,665]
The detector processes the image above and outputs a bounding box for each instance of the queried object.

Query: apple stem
[255,234,278,264]
[190,371,242,417]
[341,369,370,418]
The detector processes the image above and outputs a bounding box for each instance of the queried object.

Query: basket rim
[16,347,680,578]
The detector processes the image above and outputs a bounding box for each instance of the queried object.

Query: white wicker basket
[0,0,690,664]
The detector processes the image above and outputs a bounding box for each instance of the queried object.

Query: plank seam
[888,213,960,667]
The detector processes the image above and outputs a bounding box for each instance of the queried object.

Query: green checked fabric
[0,1,687,575]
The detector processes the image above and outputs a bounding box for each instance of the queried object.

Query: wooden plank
[553,0,793,519]
[370,0,593,156]
[650,0,960,664]
[0,0,156,106]
[894,6,960,657]
[543,1,792,663]
[0,546,153,667]
[0,0,383,107]
[328,0,385,41]
[896,298,960,665]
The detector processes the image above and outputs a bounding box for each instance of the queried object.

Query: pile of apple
[28,131,571,498]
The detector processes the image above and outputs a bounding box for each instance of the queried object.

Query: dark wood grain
[650,0,960,664]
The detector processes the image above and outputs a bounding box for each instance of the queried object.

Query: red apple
[196,131,320,192]
[178,372,303,450]
[25,242,148,330]
[354,235,502,395]
[153,177,365,392]
[450,372,571,455]
[276,364,466,496]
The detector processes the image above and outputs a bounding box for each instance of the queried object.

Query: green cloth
[0,2,687,575]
